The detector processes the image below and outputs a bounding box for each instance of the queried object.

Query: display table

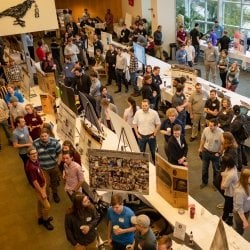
[199,40,250,70]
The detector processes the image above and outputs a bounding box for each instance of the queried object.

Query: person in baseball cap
[130,214,157,250]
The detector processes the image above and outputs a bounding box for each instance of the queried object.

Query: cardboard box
[155,153,189,210]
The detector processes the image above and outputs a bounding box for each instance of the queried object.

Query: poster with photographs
[0,0,58,36]
[85,25,95,47]
[88,149,150,194]
[78,120,102,169]
[171,64,197,99]
[234,31,247,55]
[155,153,188,209]
[56,102,76,143]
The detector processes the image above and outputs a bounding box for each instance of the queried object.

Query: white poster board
[57,102,77,143]
[101,31,112,48]
[109,110,140,153]
[125,12,132,27]
[0,0,58,36]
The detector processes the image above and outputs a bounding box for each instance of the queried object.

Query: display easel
[117,127,132,152]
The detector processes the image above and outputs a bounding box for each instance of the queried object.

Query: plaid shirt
[6,65,23,82]
[129,54,138,73]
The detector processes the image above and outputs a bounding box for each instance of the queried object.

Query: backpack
[238,115,250,141]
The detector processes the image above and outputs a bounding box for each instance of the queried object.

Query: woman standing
[226,61,240,92]
[123,97,139,141]
[143,65,152,76]
[233,169,250,235]
[217,49,229,88]
[24,104,43,140]
[217,98,233,131]
[65,192,100,249]
[41,52,57,73]
[220,155,238,226]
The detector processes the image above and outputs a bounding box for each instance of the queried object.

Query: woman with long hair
[123,97,139,141]
[65,192,100,249]
[220,155,238,225]
[24,104,43,140]
[217,98,233,131]
[233,169,250,235]
[226,61,240,92]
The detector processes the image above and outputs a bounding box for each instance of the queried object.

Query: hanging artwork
[0,0,58,36]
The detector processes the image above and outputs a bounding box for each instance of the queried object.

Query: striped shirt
[129,54,138,73]
[33,137,61,170]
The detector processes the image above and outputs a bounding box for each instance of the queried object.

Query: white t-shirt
[185,45,195,61]
[123,106,139,127]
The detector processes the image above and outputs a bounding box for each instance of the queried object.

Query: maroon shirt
[24,113,43,140]
[177,30,187,45]
[25,159,45,188]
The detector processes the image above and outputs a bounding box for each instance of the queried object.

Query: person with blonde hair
[233,169,250,235]
[226,61,240,92]
[157,235,172,250]
[217,97,233,131]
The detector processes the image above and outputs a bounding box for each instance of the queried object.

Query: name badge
[32,118,37,121]
[86,217,92,222]
[38,148,45,153]
[20,134,24,138]
[118,217,124,223]
[212,103,216,106]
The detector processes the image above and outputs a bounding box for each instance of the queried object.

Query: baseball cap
[10,96,18,103]
[131,214,150,228]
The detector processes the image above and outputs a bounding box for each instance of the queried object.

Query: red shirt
[177,30,187,45]
[25,159,45,188]
[24,113,43,140]
[36,47,45,61]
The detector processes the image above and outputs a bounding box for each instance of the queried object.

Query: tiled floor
[0,58,250,249]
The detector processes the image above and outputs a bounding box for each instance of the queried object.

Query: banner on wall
[234,31,247,55]
[0,0,58,36]
[88,149,150,194]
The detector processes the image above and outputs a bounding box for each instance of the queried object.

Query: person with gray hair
[130,214,157,250]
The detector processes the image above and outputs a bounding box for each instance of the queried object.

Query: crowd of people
[0,7,250,249]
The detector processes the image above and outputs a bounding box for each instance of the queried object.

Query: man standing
[153,25,164,60]
[73,68,92,95]
[129,48,139,97]
[189,83,208,142]
[105,9,114,33]
[133,99,161,164]
[218,31,231,51]
[13,116,33,166]
[115,47,128,93]
[199,119,223,189]
[167,124,188,166]
[151,66,162,112]
[204,41,219,83]
[107,194,135,250]
[213,20,224,41]
[62,151,85,201]
[105,44,117,86]
[204,89,220,125]
[64,38,79,63]
[33,128,62,203]
[176,44,187,65]
[25,146,54,230]
[131,214,157,250]
[190,23,200,63]
[0,98,12,148]
[9,96,26,129]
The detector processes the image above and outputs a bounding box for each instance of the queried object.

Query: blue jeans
[130,71,139,93]
[193,44,200,63]
[201,149,220,185]
[177,111,186,135]
[115,69,127,91]
[138,135,156,164]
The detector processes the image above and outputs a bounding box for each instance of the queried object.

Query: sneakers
[43,219,54,230]
[53,193,60,203]
[216,203,224,209]
[38,216,53,225]
[200,183,207,189]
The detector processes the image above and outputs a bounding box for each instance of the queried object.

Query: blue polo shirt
[5,91,24,104]
[107,206,135,245]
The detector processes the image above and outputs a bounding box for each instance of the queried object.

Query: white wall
[141,0,151,22]
[121,0,142,21]
[151,0,176,54]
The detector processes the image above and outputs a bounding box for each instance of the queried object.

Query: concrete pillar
[151,0,176,54]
